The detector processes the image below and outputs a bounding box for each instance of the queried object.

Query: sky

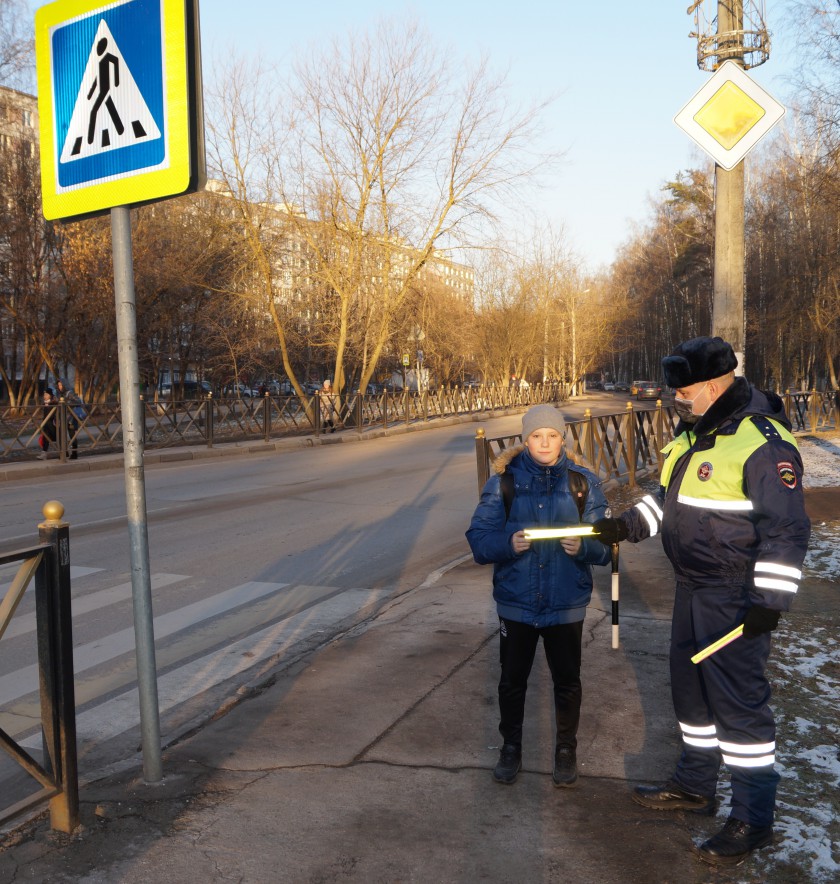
[28,0,802,270]
[191,0,801,270]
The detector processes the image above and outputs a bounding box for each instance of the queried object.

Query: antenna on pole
[688,0,771,71]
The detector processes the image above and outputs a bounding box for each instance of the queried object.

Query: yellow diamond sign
[674,60,785,171]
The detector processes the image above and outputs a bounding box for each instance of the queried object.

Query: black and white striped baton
[611,542,620,649]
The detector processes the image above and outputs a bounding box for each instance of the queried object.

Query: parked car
[157,380,213,400]
[352,383,381,396]
[614,381,630,392]
[224,383,254,398]
[635,381,662,401]
[603,382,616,392]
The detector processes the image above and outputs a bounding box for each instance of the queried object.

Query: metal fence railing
[475,401,679,492]
[0,501,79,833]
[474,387,839,493]
[784,390,839,433]
[2,385,833,466]
[0,384,568,464]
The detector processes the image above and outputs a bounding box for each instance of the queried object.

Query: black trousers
[670,583,779,827]
[498,617,584,750]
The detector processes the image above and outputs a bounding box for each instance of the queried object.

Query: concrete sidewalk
[5,528,821,884]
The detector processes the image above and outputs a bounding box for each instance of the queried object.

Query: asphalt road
[0,394,655,789]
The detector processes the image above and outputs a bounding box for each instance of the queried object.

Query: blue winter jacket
[466,446,611,627]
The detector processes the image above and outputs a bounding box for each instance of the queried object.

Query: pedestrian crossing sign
[36,0,204,221]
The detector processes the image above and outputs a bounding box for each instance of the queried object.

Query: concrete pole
[712,0,746,374]
[111,206,163,783]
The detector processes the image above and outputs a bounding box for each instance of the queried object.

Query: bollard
[583,408,595,467]
[36,500,79,834]
[475,427,489,493]
[654,398,665,473]
[626,401,637,487]
[206,392,215,446]
[313,393,321,435]
[262,393,270,443]
[355,392,363,430]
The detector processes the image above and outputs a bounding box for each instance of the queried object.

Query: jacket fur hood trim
[491,444,591,475]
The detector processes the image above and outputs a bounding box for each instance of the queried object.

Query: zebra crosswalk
[0,568,389,762]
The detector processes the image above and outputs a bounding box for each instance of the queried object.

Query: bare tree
[0,0,34,90]
[0,136,58,405]
[206,19,551,399]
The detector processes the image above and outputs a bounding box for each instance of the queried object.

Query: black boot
[632,780,717,815]
[552,746,577,787]
[696,817,774,866]
[493,744,521,784]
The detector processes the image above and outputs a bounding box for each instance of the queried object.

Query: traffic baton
[610,542,620,649]
[691,624,744,664]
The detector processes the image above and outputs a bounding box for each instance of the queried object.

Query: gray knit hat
[522,405,566,440]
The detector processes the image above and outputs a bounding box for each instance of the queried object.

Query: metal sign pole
[111,205,163,783]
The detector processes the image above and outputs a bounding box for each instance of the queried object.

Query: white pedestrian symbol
[60,19,161,164]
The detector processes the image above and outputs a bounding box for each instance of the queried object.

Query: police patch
[697,462,713,481]
[777,461,797,489]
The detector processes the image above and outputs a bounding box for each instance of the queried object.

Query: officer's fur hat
[661,336,738,388]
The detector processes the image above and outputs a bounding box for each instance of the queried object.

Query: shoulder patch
[777,461,797,489]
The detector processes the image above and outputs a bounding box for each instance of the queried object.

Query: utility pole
[681,2,775,374]
[712,1,746,373]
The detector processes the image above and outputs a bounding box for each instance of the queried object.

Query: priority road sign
[36,0,204,221]
[673,60,785,172]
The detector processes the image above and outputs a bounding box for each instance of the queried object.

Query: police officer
[594,336,810,867]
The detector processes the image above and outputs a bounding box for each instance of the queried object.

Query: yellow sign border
[36,0,191,221]
[673,60,785,171]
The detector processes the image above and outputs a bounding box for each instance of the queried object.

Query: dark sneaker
[632,780,717,815]
[493,744,521,784]
[552,746,577,787]
[696,817,773,866]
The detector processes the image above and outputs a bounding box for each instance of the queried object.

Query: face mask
[674,397,698,423]
[674,384,710,424]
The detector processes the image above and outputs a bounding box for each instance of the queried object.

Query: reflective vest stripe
[755,562,802,580]
[684,734,718,748]
[753,561,801,593]
[680,722,716,736]
[641,494,664,520]
[635,500,659,536]
[721,753,775,768]
[679,721,717,748]
[677,494,754,511]
[718,740,775,754]
[754,576,798,593]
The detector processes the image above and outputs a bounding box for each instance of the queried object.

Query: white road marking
[1,573,186,640]
[0,580,289,703]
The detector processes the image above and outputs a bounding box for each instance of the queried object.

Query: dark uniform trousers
[670,582,779,828]
[498,617,584,751]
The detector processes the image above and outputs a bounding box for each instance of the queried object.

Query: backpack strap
[500,471,515,521]
[500,468,589,523]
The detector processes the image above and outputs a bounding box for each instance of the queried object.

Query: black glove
[742,606,781,637]
[593,517,628,545]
